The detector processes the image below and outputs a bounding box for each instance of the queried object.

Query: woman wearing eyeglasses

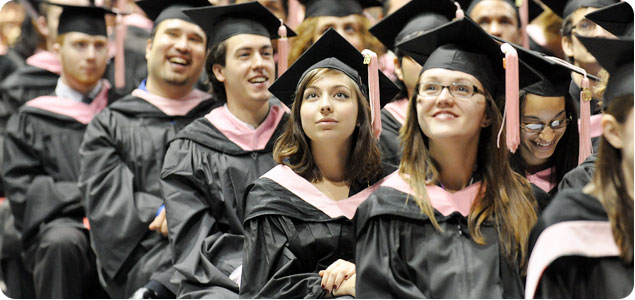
[507,46,580,200]
[354,19,541,298]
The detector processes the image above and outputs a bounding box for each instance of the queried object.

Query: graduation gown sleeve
[79,109,164,279]
[3,110,83,243]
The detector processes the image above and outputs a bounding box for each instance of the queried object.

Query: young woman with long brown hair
[240,29,399,298]
[525,33,633,299]
[354,18,541,298]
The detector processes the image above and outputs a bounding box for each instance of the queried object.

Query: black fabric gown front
[78,94,215,298]
[160,103,289,298]
[526,189,634,298]
[240,164,395,298]
[355,174,526,298]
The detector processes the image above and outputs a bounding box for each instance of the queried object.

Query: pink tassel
[286,0,301,29]
[578,76,592,164]
[277,19,288,76]
[500,43,520,153]
[454,1,465,20]
[520,0,529,48]
[362,49,382,139]
[114,7,126,89]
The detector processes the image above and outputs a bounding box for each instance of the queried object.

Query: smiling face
[56,31,109,91]
[212,34,275,104]
[145,19,207,89]
[416,68,490,141]
[300,70,360,145]
[518,94,567,169]
[314,15,364,51]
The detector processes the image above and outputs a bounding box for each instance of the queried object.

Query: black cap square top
[45,2,114,36]
[136,0,211,27]
[269,28,401,107]
[183,2,296,48]
[584,1,633,39]
[541,0,618,19]
[369,0,457,52]
[299,0,382,18]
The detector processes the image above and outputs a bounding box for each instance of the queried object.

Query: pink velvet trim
[262,165,386,219]
[131,88,211,116]
[26,50,61,75]
[124,14,153,32]
[526,168,555,193]
[383,98,408,125]
[525,221,620,299]
[25,80,111,124]
[205,104,285,151]
[381,171,481,217]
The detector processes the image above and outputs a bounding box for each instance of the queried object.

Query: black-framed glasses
[417,82,485,99]
[521,116,572,134]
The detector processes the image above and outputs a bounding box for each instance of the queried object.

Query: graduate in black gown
[354,18,543,298]
[525,23,634,299]
[501,44,580,199]
[2,4,116,298]
[159,2,295,297]
[369,0,457,167]
[78,1,212,298]
[240,29,400,299]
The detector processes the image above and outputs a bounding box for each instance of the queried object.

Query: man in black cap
[78,1,212,298]
[467,0,522,44]
[2,3,115,298]
[159,2,293,298]
[369,0,457,166]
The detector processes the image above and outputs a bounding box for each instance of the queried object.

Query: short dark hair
[205,40,228,102]
[273,68,382,185]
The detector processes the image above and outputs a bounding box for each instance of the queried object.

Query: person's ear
[561,35,575,60]
[145,38,152,61]
[601,114,624,149]
[212,64,226,83]
[393,56,404,82]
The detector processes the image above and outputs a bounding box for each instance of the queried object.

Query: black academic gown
[378,105,404,167]
[526,189,633,298]
[355,174,525,298]
[2,84,114,298]
[160,102,289,298]
[78,93,215,298]
[557,153,597,192]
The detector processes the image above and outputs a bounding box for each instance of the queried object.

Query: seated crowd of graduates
[0,0,631,298]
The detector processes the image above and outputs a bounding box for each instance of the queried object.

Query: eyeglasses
[572,19,597,37]
[417,82,485,99]
[521,116,571,134]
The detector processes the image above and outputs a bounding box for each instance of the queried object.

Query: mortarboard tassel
[579,75,592,164]
[277,19,289,76]
[518,0,529,48]
[362,49,381,139]
[499,43,520,153]
[287,0,301,29]
[454,1,465,20]
[114,4,126,89]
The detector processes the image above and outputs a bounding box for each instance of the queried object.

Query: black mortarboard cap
[396,18,540,99]
[578,35,634,109]
[50,3,113,36]
[269,28,401,107]
[183,2,296,48]
[584,1,634,39]
[299,0,382,18]
[369,0,456,52]
[136,0,211,27]
[541,0,618,19]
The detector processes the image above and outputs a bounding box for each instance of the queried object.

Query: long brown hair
[274,68,382,185]
[288,15,384,65]
[399,81,539,270]
[592,95,634,263]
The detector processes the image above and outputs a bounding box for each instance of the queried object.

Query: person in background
[354,18,541,298]
[369,0,457,166]
[288,0,383,64]
[2,4,117,298]
[525,32,633,299]
[240,29,399,298]
[467,0,521,44]
[78,1,212,298]
[160,2,294,297]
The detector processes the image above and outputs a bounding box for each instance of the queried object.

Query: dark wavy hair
[510,90,579,191]
[205,40,228,102]
[273,68,382,185]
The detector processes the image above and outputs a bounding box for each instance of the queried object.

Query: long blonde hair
[399,81,539,271]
